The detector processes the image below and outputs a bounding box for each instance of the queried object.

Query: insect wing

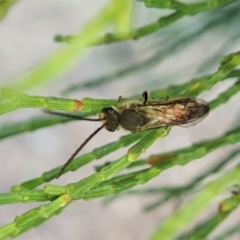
[133,98,209,131]
[177,98,210,127]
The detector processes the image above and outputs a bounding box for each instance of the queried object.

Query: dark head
[99,107,120,132]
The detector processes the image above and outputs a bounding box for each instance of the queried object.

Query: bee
[46,91,210,178]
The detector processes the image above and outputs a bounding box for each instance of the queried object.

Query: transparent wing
[135,98,210,131]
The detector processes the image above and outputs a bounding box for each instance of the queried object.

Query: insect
[46,91,210,178]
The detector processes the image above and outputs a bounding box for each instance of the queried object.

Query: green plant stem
[0,115,71,140]
[0,0,17,20]
[55,0,235,45]
[3,127,240,204]
[0,127,170,239]
[11,131,148,191]
[143,0,233,11]
[8,77,240,191]
[0,190,55,204]
[45,127,170,199]
[181,51,240,97]
[103,148,240,210]
[1,72,239,142]
[0,194,71,239]
[0,1,122,93]
[77,125,240,200]
[1,50,239,116]
[176,194,240,239]
[0,89,83,115]
[151,166,240,240]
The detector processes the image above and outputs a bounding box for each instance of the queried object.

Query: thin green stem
[0,194,71,239]
[143,0,233,11]
[0,190,55,204]
[0,1,120,93]
[103,148,240,209]
[151,166,240,240]
[11,131,148,191]
[1,72,239,142]
[1,50,239,116]
[0,115,71,140]
[0,128,170,239]
[176,194,240,239]
[0,89,83,115]
[3,127,240,205]
[80,125,240,200]
[56,0,235,45]
[0,0,17,20]
[144,149,240,211]
[44,127,170,199]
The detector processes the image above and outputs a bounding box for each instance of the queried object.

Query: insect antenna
[43,110,102,122]
[56,123,106,179]
[43,110,106,178]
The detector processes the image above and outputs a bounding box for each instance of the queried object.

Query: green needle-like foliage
[1,0,240,239]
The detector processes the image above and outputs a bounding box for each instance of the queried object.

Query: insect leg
[142,91,149,105]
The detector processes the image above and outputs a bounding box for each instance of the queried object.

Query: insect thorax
[118,108,148,133]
